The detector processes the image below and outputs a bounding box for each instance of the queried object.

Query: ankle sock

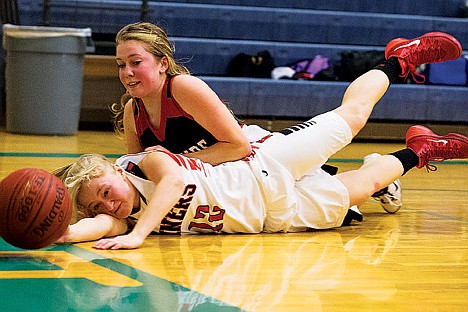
[373,57,401,84]
[390,148,419,175]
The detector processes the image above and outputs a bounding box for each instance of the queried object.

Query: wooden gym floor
[0,129,467,311]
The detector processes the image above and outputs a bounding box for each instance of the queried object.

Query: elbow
[241,142,252,158]
[168,175,186,194]
[175,177,186,192]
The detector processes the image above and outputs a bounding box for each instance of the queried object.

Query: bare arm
[172,75,251,165]
[123,98,144,153]
[92,152,186,250]
[133,152,186,236]
[56,214,128,244]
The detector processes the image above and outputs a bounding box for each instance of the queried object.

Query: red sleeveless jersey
[133,75,217,154]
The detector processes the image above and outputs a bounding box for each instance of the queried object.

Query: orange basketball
[0,168,72,249]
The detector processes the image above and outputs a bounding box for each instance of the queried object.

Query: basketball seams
[1,171,32,243]
[31,173,56,242]
[12,170,45,244]
[18,172,47,248]
[23,171,62,248]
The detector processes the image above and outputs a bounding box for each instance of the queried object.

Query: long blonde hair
[52,154,114,223]
[111,22,190,136]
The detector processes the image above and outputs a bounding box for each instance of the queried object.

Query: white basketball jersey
[116,150,297,235]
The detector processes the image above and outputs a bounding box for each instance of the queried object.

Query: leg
[258,32,462,179]
[253,63,391,179]
[364,153,402,214]
[338,125,468,208]
[335,155,404,207]
[289,125,467,230]
[256,112,353,180]
[256,70,391,179]
[333,70,389,137]
[333,31,462,137]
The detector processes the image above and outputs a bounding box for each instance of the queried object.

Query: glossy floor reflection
[1,204,466,312]
[0,130,467,311]
[0,239,241,311]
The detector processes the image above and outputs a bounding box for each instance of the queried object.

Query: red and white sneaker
[385,32,462,83]
[406,125,468,171]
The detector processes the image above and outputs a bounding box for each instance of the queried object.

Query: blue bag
[423,55,468,85]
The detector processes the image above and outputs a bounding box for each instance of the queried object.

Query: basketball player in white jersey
[53,32,467,249]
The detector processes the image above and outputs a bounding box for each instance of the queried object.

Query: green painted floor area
[0,239,242,312]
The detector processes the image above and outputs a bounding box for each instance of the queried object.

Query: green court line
[327,158,468,165]
[1,152,467,165]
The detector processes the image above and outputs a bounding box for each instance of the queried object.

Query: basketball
[0,168,72,249]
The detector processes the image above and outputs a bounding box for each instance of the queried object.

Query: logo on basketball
[17,174,46,222]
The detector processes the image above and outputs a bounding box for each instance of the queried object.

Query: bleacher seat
[17,1,468,47]
[202,77,468,122]
[168,0,468,18]
[6,0,468,132]
[171,38,385,76]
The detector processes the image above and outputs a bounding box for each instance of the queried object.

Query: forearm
[131,176,185,239]
[63,215,127,243]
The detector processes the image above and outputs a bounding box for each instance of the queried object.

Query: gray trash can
[2,24,93,135]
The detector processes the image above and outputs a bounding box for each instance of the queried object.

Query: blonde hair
[52,154,114,223]
[111,22,190,136]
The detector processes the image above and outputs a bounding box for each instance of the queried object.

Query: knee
[334,103,370,135]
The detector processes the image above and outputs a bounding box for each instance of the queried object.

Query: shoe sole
[385,31,462,60]
[382,180,402,214]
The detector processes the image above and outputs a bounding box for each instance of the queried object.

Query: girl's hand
[55,226,70,244]
[92,232,145,250]
[144,145,171,153]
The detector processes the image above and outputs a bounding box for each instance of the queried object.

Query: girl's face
[116,40,167,99]
[77,167,139,219]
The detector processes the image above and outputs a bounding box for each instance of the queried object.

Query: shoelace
[403,63,426,83]
[378,194,401,206]
[372,187,401,206]
[401,40,446,84]
[418,140,464,172]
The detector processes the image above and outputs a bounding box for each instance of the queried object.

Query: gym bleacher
[2,0,468,139]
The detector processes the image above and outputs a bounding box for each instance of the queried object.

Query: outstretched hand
[92,232,144,250]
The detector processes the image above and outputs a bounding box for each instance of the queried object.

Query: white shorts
[254,111,353,180]
[288,168,350,231]
[241,124,272,142]
[250,111,353,231]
